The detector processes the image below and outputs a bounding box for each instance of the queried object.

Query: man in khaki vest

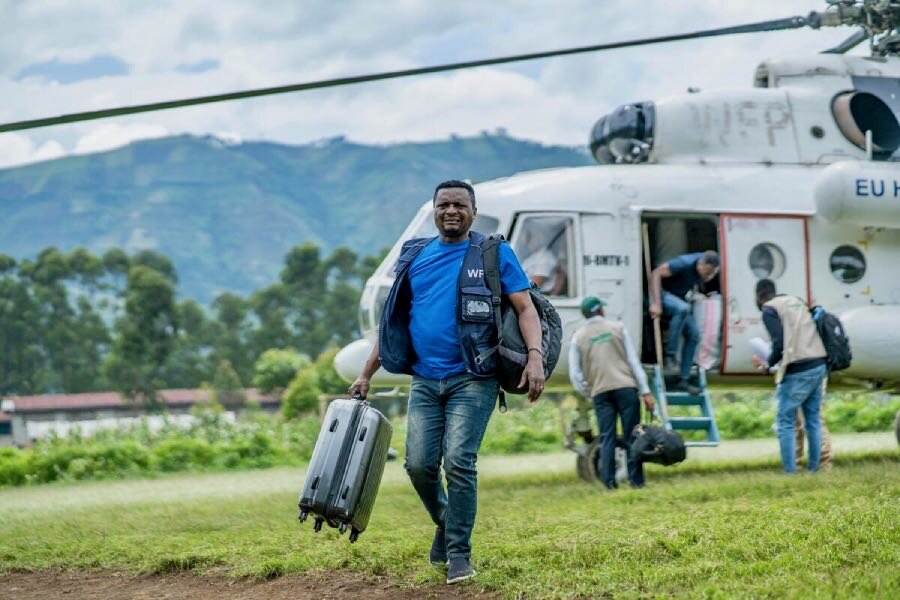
[569,296,655,489]
[750,337,833,470]
[751,279,828,473]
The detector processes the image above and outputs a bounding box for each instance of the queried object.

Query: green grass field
[1,435,898,599]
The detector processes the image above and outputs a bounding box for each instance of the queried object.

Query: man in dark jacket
[648,250,719,394]
[349,180,544,584]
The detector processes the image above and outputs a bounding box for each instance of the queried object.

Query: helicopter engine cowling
[815,161,900,228]
[589,101,655,165]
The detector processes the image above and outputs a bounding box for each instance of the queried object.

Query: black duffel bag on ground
[630,422,686,466]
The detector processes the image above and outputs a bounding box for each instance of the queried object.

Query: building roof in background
[0,389,276,413]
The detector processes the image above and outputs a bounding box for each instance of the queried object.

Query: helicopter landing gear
[575,437,629,484]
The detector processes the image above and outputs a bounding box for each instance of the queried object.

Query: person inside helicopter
[517,218,568,296]
[648,250,720,394]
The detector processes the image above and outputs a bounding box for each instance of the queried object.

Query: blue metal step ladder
[650,365,720,447]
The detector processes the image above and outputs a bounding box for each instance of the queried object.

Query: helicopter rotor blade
[821,27,869,54]
[0,15,814,134]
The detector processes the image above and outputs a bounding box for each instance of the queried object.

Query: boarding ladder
[650,366,720,447]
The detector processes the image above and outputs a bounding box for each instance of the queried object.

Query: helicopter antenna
[1,1,898,134]
[822,27,870,53]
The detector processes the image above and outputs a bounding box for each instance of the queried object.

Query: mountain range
[0,132,592,302]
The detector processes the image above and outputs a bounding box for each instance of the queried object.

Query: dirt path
[0,571,501,600]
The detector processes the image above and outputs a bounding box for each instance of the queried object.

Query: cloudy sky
[0,1,859,168]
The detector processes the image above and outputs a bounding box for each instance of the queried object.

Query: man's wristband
[528,347,543,356]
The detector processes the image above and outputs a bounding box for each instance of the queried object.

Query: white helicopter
[334,2,900,443]
[336,48,900,387]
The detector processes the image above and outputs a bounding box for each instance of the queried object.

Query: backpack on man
[810,306,852,372]
[480,235,563,407]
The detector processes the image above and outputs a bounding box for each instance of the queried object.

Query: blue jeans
[593,387,644,489]
[776,364,827,473]
[404,372,498,560]
[662,291,699,380]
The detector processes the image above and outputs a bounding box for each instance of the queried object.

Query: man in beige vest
[751,279,828,473]
[569,296,655,489]
[750,336,833,470]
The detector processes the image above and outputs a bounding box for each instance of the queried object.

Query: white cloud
[0,0,864,166]
[73,123,169,155]
[0,134,65,169]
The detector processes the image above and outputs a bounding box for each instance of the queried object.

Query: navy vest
[378,231,499,378]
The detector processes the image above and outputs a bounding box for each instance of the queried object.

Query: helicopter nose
[334,338,373,382]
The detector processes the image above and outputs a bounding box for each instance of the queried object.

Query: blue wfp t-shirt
[407,237,530,380]
[663,252,703,299]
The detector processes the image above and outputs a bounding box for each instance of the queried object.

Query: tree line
[0,243,381,401]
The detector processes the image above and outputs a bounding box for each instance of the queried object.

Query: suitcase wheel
[338,522,347,535]
[313,517,324,533]
[349,528,360,543]
[298,510,308,523]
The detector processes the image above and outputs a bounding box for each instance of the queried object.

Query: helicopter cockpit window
[829,245,866,284]
[512,216,574,297]
[748,242,786,279]
[372,285,390,330]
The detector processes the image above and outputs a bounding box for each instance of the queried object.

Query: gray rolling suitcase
[297,398,392,542]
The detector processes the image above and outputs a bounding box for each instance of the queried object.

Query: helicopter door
[719,215,809,374]
[580,213,627,322]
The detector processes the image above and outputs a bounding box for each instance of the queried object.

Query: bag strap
[473,236,504,366]
[481,234,506,413]
[482,234,504,339]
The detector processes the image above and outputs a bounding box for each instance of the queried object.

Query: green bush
[282,368,320,419]
[279,416,323,462]
[715,402,775,439]
[0,412,325,487]
[2,389,897,489]
[26,444,91,483]
[252,349,310,395]
[312,348,348,395]
[481,401,563,454]
[825,395,900,433]
[152,438,215,471]
[0,447,28,486]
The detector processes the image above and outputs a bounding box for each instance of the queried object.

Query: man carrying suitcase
[568,296,655,489]
[349,180,545,584]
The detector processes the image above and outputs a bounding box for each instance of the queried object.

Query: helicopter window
[748,242,786,279]
[829,245,866,284]
[473,215,500,235]
[512,216,574,297]
[372,285,390,329]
